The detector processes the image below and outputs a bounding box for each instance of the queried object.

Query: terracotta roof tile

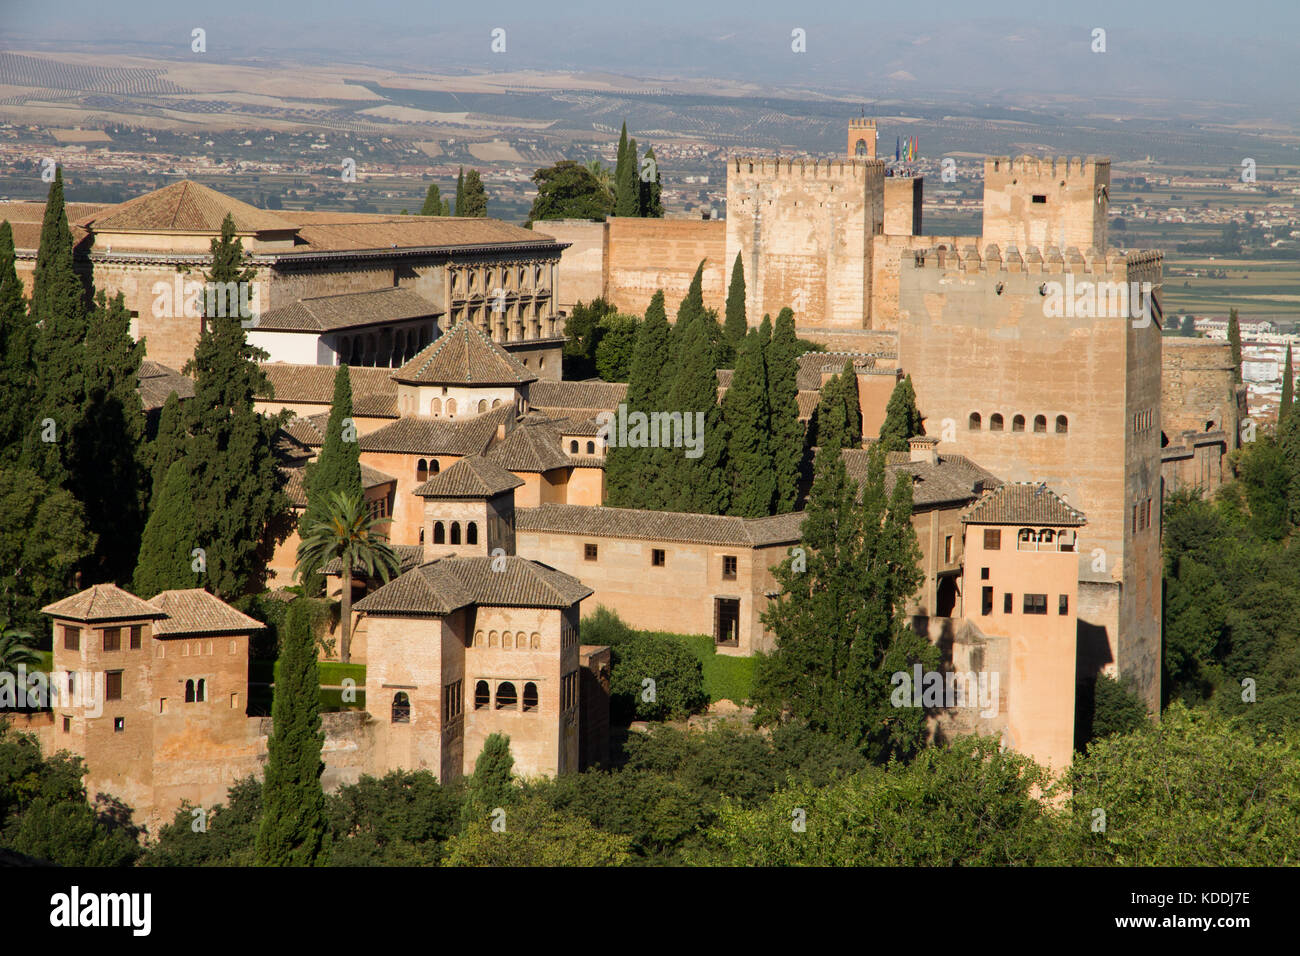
[484,419,570,472]
[77,181,297,234]
[285,211,556,254]
[962,482,1086,527]
[41,584,165,622]
[528,380,627,411]
[137,360,195,411]
[841,449,1002,508]
[393,320,536,386]
[358,403,513,455]
[516,504,805,547]
[354,555,592,616]
[254,287,441,333]
[413,455,524,498]
[147,589,265,636]
[257,363,398,406]
[796,352,880,390]
[281,460,397,508]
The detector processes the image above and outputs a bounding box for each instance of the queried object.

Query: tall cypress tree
[461,733,517,825]
[185,214,291,600]
[146,391,190,500]
[0,220,34,466]
[461,170,489,218]
[613,122,630,212]
[73,290,147,583]
[606,290,674,509]
[723,329,776,517]
[878,374,924,453]
[723,252,747,355]
[1282,345,1294,427]
[614,126,640,217]
[255,599,329,866]
[24,167,88,487]
[298,366,363,591]
[1228,308,1243,386]
[665,314,730,515]
[639,145,663,218]
[420,183,449,216]
[133,459,199,598]
[767,308,803,514]
[455,167,465,216]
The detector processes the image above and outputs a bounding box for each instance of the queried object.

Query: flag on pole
[895,137,900,161]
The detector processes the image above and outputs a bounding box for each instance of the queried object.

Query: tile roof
[354,555,592,616]
[137,360,195,411]
[283,211,558,254]
[841,449,1002,508]
[257,363,398,406]
[76,181,297,234]
[42,584,165,622]
[528,379,628,411]
[323,544,427,577]
[393,320,536,386]
[253,287,441,333]
[358,403,514,455]
[2,201,111,251]
[796,351,880,390]
[281,460,398,508]
[516,504,805,547]
[962,482,1086,527]
[147,589,265,636]
[484,418,571,473]
[413,455,524,498]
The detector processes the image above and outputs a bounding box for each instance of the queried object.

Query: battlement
[731,156,884,180]
[849,118,876,130]
[906,244,1161,281]
[984,155,1110,181]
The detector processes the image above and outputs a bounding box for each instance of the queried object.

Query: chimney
[908,435,940,465]
[496,423,507,441]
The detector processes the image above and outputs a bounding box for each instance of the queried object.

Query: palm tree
[585,159,614,193]
[0,624,41,674]
[295,491,401,664]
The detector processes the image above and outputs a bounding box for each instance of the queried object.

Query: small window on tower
[1032,194,1047,203]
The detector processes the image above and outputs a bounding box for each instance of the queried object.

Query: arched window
[530,632,540,649]
[478,399,487,413]
[196,679,206,702]
[474,681,490,709]
[492,399,501,409]
[1033,415,1047,433]
[466,522,478,545]
[417,458,428,482]
[392,692,411,723]
[418,527,425,545]
[430,398,442,416]
[474,630,485,647]
[523,682,539,712]
[496,682,517,709]
[450,522,461,545]
[1012,414,1026,432]
[1056,415,1069,434]
[569,440,579,453]
[433,522,445,544]
[431,460,440,475]
[990,413,1004,431]
[969,412,981,430]
[586,441,595,454]
[1037,529,1055,544]
[446,398,457,417]
[503,631,514,649]
[1017,528,1035,550]
[185,679,195,703]
[489,631,499,647]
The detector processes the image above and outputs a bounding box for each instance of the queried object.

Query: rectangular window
[944,536,953,563]
[984,529,1001,551]
[1059,594,1069,615]
[584,543,598,561]
[62,716,70,733]
[981,586,993,616]
[1032,194,1047,203]
[114,717,124,733]
[1024,594,1048,615]
[63,626,80,651]
[722,555,738,580]
[1003,593,1013,614]
[1133,504,1139,534]
[105,671,123,701]
[103,627,121,652]
[443,680,463,722]
[130,626,142,650]
[651,548,666,567]
[160,698,167,714]
[715,598,740,645]
[980,567,990,580]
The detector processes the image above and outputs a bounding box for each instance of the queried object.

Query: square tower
[982,156,1110,254]
[848,118,877,159]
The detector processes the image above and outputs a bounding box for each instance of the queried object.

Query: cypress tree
[73,290,147,584]
[1228,309,1242,385]
[606,290,673,509]
[146,391,190,501]
[664,314,730,515]
[840,360,862,447]
[0,220,34,466]
[1282,345,1294,427]
[255,599,329,866]
[461,733,516,825]
[614,127,640,217]
[24,167,88,486]
[461,170,488,218]
[767,308,803,513]
[133,459,199,598]
[878,374,924,453]
[639,145,663,218]
[185,214,292,600]
[420,183,450,216]
[723,252,747,353]
[723,329,776,517]
[613,122,630,213]
[455,167,465,216]
[298,366,363,591]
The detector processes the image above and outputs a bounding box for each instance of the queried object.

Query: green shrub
[609,635,707,722]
